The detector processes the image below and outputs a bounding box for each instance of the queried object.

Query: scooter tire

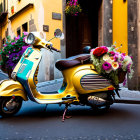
[0,97,22,117]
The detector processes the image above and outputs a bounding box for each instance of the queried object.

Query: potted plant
[0,32,30,78]
[65,0,82,16]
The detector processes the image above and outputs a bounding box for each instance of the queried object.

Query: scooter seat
[55,54,90,71]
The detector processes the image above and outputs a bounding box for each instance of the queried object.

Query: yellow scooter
[0,29,116,120]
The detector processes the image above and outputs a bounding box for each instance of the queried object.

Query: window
[22,22,28,32]
[17,27,21,36]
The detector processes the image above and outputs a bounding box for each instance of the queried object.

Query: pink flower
[9,51,11,54]
[3,44,7,47]
[114,55,118,61]
[109,51,115,56]
[123,78,127,86]
[120,54,125,61]
[102,62,112,71]
[11,42,16,45]
[127,63,132,73]
[23,32,28,36]
[23,37,26,41]
[15,36,20,41]
[122,53,126,56]
[90,49,94,52]
[119,63,122,68]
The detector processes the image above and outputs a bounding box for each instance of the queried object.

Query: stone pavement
[0,70,8,81]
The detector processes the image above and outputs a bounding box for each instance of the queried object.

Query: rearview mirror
[54,29,64,40]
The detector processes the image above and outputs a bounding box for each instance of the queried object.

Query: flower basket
[118,70,127,83]
[90,45,134,87]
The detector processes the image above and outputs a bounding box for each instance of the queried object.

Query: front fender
[0,79,28,101]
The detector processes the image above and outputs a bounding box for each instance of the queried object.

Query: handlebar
[46,44,61,52]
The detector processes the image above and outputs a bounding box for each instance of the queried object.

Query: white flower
[112,61,119,70]
[103,54,110,61]
[122,56,132,70]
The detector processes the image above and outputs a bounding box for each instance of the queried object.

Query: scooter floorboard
[39,91,58,94]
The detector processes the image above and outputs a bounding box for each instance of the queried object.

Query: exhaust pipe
[87,96,106,106]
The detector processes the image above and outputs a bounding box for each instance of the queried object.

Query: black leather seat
[55,54,90,71]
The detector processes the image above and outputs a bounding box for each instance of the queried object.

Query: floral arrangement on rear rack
[90,45,134,87]
[65,0,82,16]
[0,32,30,76]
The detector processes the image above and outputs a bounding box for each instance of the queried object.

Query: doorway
[66,0,102,57]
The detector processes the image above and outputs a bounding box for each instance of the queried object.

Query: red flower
[93,46,108,57]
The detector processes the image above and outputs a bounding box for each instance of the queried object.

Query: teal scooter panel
[16,59,36,102]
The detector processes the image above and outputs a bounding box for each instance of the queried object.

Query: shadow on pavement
[0,103,136,123]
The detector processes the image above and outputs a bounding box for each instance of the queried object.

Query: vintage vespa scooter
[0,29,117,119]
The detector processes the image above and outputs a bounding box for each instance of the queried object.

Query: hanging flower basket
[65,0,82,16]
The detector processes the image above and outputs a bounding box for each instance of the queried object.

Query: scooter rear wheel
[0,97,22,117]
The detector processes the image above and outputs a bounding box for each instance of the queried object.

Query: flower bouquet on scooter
[90,45,134,87]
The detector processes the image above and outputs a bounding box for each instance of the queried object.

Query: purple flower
[22,46,28,53]
[11,42,16,45]
[15,36,20,41]
[127,63,132,73]
[102,62,112,70]
[119,62,122,68]
[123,78,127,86]
[9,51,11,54]
[3,44,7,47]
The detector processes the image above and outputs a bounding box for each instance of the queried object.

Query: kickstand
[62,104,72,122]
[44,104,48,112]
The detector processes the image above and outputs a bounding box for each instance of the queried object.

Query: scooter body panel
[14,47,42,102]
[71,64,115,94]
[0,79,28,101]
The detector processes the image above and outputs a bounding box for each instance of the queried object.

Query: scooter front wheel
[0,97,22,117]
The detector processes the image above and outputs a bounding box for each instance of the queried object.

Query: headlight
[25,33,35,45]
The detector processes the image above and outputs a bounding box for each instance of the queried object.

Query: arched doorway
[66,0,102,57]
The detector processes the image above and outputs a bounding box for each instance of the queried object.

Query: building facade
[0,0,139,90]
[0,0,63,82]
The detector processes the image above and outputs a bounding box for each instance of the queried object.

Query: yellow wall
[2,0,63,50]
[113,0,128,54]
[43,0,63,49]
[8,0,34,17]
